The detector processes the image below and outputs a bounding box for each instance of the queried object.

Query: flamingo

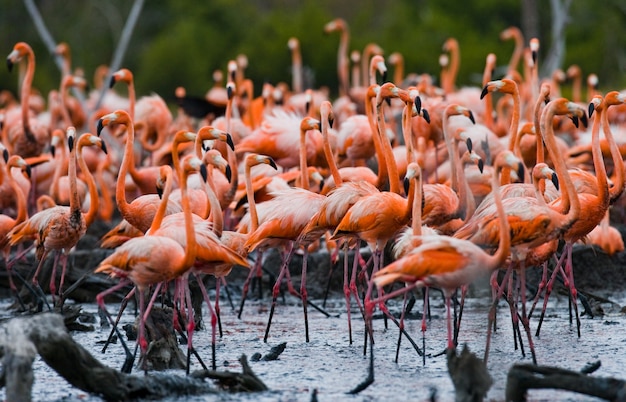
[243,117,326,342]
[234,153,279,318]
[0,155,31,298]
[95,156,202,372]
[349,150,515,394]
[97,110,181,233]
[324,18,350,99]
[535,95,611,337]
[4,42,50,158]
[148,154,248,371]
[7,127,107,305]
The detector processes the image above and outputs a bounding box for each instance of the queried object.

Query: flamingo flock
[2,19,626,391]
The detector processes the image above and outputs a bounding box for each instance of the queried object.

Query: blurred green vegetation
[1,0,625,105]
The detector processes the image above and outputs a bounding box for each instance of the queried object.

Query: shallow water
[1,285,625,402]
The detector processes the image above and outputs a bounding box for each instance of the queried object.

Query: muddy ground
[1,219,626,401]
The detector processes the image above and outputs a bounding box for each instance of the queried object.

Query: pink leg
[264,243,295,343]
[300,249,310,343]
[342,244,353,344]
[194,273,217,370]
[237,249,263,319]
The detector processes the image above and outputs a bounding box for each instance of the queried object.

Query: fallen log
[0,312,268,401]
[505,362,626,402]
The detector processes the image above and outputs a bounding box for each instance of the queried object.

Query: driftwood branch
[506,362,626,402]
[0,313,267,401]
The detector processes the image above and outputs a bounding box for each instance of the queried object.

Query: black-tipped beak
[227,85,233,100]
[480,85,489,100]
[226,133,235,151]
[517,163,525,181]
[3,148,9,163]
[50,145,56,158]
[571,115,579,129]
[100,140,108,155]
[468,110,476,124]
[305,100,311,115]
[466,138,473,153]
[415,96,422,114]
[7,59,14,73]
[381,71,388,84]
[108,75,116,89]
[319,178,325,190]
[477,159,484,174]
[328,116,334,129]
[268,158,278,170]
[422,108,430,124]
[200,163,208,183]
[68,135,75,152]
[157,186,164,199]
[403,177,410,195]
[97,119,105,136]
[551,173,560,191]
[580,113,588,128]
[225,165,232,183]
[385,97,391,107]
[588,103,595,119]
[24,164,31,178]
[532,50,538,64]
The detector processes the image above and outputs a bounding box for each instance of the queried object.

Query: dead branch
[506,362,626,402]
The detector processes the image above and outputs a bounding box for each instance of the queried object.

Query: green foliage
[1,0,625,104]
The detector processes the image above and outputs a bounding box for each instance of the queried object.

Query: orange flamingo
[243,117,326,342]
[149,154,248,370]
[234,153,279,318]
[4,42,50,158]
[348,151,515,394]
[95,156,201,372]
[324,18,350,98]
[0,155,31,297]
[97,110,181,233]
[535,95,610,337]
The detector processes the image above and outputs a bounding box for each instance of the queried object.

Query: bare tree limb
[92,0,145,113]
[541,0,572,79]
[22,0,88,121]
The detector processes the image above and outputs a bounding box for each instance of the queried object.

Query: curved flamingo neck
[299,124,310,190]
[205,165,224,237]
[366,86,388,189]
[482,54,496,131]
[376,93,400,194]
[179,164,197,271]
[601,95,625,202]
[115,116,134,218]
[245,162,259,232]
[67,131,81,214]
[148,166,174,234]
[489,158,511,267]
[20,46,35,134]
[443,39,459,94]
[319,102,342,187]
[589,101,609,208]
[541,101,581,221]
[504,28,524,75]
[6,159,28,225]
[77,139,99,227]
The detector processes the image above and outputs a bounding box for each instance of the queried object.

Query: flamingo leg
[342,243,353,344]
[194,273,218,370]
[237,249,263,319]
[300,248,310,343]
[264,243,295,343]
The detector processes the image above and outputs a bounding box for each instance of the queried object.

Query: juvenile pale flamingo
[8,127,107,305]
